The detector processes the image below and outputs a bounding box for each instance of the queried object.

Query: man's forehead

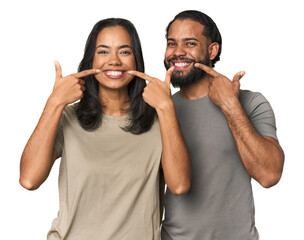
[167,19,205,40]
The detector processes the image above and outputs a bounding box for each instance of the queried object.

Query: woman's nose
[108,54,122,66]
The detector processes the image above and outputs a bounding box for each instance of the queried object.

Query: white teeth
[106,71,123,76]
[174,62,189,67]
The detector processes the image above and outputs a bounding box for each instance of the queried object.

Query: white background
[1,0,303,239]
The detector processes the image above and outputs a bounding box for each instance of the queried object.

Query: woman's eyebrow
[96,44,132,49]
[96,44,109,49]
[119,45,132,49]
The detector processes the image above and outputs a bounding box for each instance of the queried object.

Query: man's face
[164,19,211,88]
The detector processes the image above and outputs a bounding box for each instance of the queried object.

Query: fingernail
[54,60,58,66]
[128,70,134,74]
[194,63,199,67]
[240,71,246,76]
[96,69,100,73]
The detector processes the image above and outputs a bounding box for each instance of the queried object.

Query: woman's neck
[99,87,130,116]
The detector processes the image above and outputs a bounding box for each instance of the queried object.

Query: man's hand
[128,67,174,111]
[51,61,100,106]
[194,63,245,110]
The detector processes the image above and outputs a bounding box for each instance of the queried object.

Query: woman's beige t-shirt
[47,104,162,240]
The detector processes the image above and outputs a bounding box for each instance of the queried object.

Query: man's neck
[179,76,211,100]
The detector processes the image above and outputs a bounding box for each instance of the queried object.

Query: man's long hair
[76,18,156,134]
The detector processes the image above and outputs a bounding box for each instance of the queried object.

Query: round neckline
[102,112,130,119]
[176,92,209,102]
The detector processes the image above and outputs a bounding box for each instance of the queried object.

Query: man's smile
[171,60,193,70]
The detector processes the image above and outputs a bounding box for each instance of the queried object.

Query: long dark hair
[166,10,222,68]
[76,18,156,134]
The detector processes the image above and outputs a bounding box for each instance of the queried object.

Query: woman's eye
[97,50,108,54]
[121,51,131,55]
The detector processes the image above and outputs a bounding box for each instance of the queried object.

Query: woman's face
[93,26,136,91]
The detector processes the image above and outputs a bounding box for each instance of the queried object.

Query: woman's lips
[103,70,127,79]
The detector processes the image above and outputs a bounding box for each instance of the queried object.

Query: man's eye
[186,42,196,46]
[167,42,176,47]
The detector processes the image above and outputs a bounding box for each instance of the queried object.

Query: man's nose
[173,45,187,58]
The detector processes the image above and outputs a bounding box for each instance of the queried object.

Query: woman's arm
[128,68,191,194]
[19,61,99,190]
[20,97,64,190]
[156,100,191,194]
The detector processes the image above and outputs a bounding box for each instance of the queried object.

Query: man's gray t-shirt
[161,90,277,240]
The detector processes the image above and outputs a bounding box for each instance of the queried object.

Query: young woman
[19,18,191,240]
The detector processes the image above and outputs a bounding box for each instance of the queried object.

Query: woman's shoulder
[62,102,79,120]
[149,117,160,134]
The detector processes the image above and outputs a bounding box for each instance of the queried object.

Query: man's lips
[170,60,194,71]
[103,70,127,79]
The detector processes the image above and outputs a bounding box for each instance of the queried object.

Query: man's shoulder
[239,89,272,116]
[239,89,267,106]
[172,91,180,101]
[239,89,261,101]
[171,91,182,106]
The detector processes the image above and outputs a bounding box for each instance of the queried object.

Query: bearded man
[160,10,285,240]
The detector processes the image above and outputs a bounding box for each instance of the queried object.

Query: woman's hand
[50,61,100,106]
[128,67,174,111]
[128,67,191,194]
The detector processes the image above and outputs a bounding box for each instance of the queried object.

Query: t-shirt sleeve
[246,92,278,140]
[53,112,64,157]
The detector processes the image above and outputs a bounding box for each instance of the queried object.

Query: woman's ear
[208,42,220,61]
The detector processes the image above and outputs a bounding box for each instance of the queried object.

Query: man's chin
[172,69,191,77]
[171,68,206,88]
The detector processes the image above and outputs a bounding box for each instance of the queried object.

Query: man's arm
[195,63,284,188]
[221,98,284,188]
[128,68,191,194]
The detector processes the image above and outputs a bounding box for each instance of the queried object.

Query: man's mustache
[167,57,196,63]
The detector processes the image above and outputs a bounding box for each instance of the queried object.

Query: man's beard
[164,53,210,88]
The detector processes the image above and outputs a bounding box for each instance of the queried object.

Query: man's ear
[208,42,220,61]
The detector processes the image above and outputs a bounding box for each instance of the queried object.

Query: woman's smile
[103,69,127,79]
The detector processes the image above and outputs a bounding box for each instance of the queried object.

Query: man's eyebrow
[184,38,199,42]
[96,44,132,49]
[167,38,175,42]
[167,38,199,42]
